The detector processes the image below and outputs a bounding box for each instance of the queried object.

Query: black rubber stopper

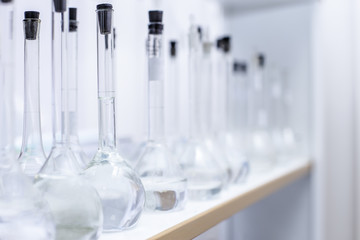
[197,26,202,41]
[149,10,162,23]
[24,11,39,19]
[170,41,177,57]
[222,36,231,53]
[24,11,40,40]
[97,4,113,35]
[233,61,247,73]
[148,10,163,34]
[1,0,13,3]
[113,28,116,49]
[69,8,77,32]
[216,38,223,50]
[53,0,66,13]
[257,54,265,67]
[69,8,76,21]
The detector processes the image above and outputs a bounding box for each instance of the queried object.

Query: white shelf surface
[100,159,312,240]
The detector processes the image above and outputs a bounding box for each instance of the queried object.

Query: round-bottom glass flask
[83,4,145,231]
[84,151,145,231]
[136,141,187,211]
[0,162,55,240]
[180,138,226,200]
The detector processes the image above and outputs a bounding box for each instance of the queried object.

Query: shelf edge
[149,161,312,240]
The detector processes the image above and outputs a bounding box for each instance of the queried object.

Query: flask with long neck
[17,9,47,178]
[219,36,248,183]
[179,24,226,200]
[201,37,232,187]
[247,53,275,173]
[34,2,103,239]
[0,0,15,164]
[135,11,187,211]
[166,40,188,163]
[84,3,145,231]
[0,12,55,240]
[66,7,90,165]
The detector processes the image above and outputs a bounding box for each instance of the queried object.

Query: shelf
[101,159,312,240]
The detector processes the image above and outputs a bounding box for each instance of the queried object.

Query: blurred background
[3,0,358,239]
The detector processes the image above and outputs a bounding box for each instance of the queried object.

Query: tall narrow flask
[270,69,299,163]
[0,0,15,163]
[201,36,232,187]
[0,11,56,240]
[179,24,226,200]
[166,40,187,158]
[247,53,275,173]
[220,36,247,183]
[232,61,250,182]
[84,3,145,231]
[166,41,179,140]
[135,11,187,211]
[35,1,103,239]
[17,9,47,178]
[67,7,90,165]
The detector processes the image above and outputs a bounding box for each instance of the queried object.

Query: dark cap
[222,36,231,53]
[149,10,163,23]
[96,3,113,35]
[69,8,77,21]
[216,38,223,50]
[69,8,77,32]
[24,11,40,40]
[170,40,177,57]
[233,61,247,73]
[24,11,40,19]
[148,10,163,34]
[53,0,66,13]
[197,26,202,41]
[257,53,265,67]
[1,0,13,3]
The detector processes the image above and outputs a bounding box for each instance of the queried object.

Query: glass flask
[17,9,47,178]
[67,7,91,166]
[0,156,55,240]
[135,11,187,212]
[231,61,250,181]
[218,36,248,183]
[166,40,187,160]
[270,68,300,163]
[34,2,103,240]
[0,12,56,240]
[179,24,226,200]
[246,53,275,174]
[0,0,15,164]
[201,36,232,186]
[83,3,145,231]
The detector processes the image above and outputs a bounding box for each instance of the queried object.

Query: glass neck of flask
[52,10,71,145]
[200,51,212,136]
[67,26,80,144]
[21,19,45,155]
[147,34,165,142]
[253,65,268,128]
[97,13,116,151]
[0,3,15,159]
[166,56,179,137]
[188,42,203,138]
[224,53,234,133]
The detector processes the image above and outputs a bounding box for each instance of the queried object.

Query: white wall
[312,0,357,239]
[226,3,313,156]
[222,3,313,240]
